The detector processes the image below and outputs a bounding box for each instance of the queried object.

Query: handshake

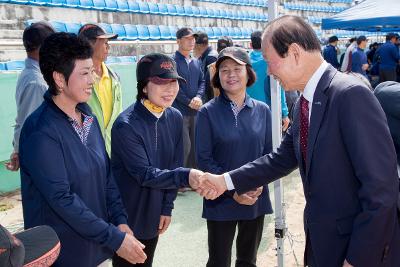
[188,169,227,200]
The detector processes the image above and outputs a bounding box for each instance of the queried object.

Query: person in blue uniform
[111,53,204,267]
[323,35,340,69]
[18,32,147,267]
[195,47,273,267]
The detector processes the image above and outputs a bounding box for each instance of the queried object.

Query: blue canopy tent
[321,0,400,32]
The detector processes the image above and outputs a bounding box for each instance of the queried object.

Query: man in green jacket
[78,24,123,155]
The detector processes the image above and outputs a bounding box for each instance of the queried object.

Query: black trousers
[206,215,265,267]
[379,69,397,83]
[112,236,159,267]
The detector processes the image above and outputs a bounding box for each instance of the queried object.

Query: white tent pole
[268,1,286,267]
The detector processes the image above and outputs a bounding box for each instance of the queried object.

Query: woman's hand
[158,215,171,235]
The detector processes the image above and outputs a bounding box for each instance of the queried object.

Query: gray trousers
[183,115,196,168]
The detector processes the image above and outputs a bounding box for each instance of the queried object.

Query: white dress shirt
[223,61,329,190]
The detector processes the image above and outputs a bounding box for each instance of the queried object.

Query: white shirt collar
[302,61,329,120]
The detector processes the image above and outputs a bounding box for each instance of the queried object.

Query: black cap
[386,32,398,40]
[195,31,209,45]
[217,36,233,52]
[0,225,60,267]
[176,27,197,39]
[136,53,185,83]
[216,47,251,68]
[23,21,55,52]
[328,35,338,43]
[357,35,368,43]
[78,23,118,40]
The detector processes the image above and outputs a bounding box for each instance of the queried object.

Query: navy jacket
[19,91,127,267]
[374,81,400,165]
[323,44,340,69]
[377,41,400,70]
[172,51,205,116]
[351,47,368,77]
[229,66,400,267]
[111,102,191,239]
[196,92,273,221]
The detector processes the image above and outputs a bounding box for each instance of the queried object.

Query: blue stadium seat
[79,0,94,9]
[183,6,193,16]
[147,25,161,40]
[242,10,250,20]
[119,56,136,63]
[212,27,222,38]
[192,6,201,17]
[148,2,159,14]
[227,27,235,38]
[65,22,81,34]
[116,0,128,11]
[226,10,233,19]
[198,7,208,17]
[175,5,185,16]
[248,11,256,20]
[98,23,113,34]
[214,9,221,18]
[206,7,215,18]
[51,21,67,32]
[166,4,177,16]
[157,3,168,15]
[123,24,138,40]
[5,60,25,71]
[29,0,51,6]
[137,1,149,13]
[136,25,150,40]
[204,27,215,39]
[104,0,117,11]
[231,10,238,20]
[127,1,139,12]
[92,0,106,10]
[158,25,172,39]
[234,27,243,39]
[243,28,252,38]
[219,9,228,19]
[261,13,268,21]
[0,62,6,71]
[51,0,66,6]
[110,24,126,40]
[65,0,79,7]
[220,27,229,37]
[196,26,206,33]
[106,56,120,64]
[168,26,178,39]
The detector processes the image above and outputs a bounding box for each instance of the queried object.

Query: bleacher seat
[0,62,6,71]
[226,10,233,19]
[157,3,168,15]
[212,27,222,38]
[196,26,206,33]
[233,27,243,39]
[137,1,149,13]
[192,6,201,17]
[175,5,185,16]
[231,10,238,20]
[29,0,51,6]
[79,0,94,9]
[204,27,215,39]
[166,4,178,16]
[116,0,128,11]
[206,7,215,18]
[65,0,79,7]
[6,60,25,71]
[123,24,138,40]
[51,0,66,6]
[65,22,81,34]
[51,21,67,32]
[227,27,236,38]
[214,9,221,18]
[119,56,136,63]
[92,0,106,10]
[220,27,229,37]
[198,7,208,17]
[106,56,121,64]
[183,6,193,16]
[219,9,227,19]
[148,2,159,14]
[127,1,139,12]
[147,25,161,40]
[136,24,150,40]
[159,25,172,39]
[110,23,126,40]
[168,26,178,39]
[104,0,118,11]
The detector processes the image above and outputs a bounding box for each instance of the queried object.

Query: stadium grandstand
[0,0,358,191]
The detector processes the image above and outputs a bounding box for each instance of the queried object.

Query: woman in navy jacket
[19,33,146,267]
[195,47,273,267]
[111,53,203,267]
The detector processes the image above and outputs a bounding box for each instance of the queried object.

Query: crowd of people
[2,15,400,267]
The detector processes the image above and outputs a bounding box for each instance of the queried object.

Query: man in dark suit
[197,15,400,267]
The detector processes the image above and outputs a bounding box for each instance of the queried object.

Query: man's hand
[362,63,369,71]
[116,233,147,264]
[233,192,258,205]
[196,173,227,200]
[246,186,263,198]
[343,259,353,267]
[189,97,203,110]
[282,117,290,132]
[158,215,171,235]
[188,169,204,189]
[118,224,133,236]
[5,152,19,171]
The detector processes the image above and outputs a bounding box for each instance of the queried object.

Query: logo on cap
[160,61,173,70]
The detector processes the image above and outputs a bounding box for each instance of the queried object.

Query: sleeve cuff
[161,207,173,216]
[223,173,235,190]
[113,215,128,227]
[106,225,126,252]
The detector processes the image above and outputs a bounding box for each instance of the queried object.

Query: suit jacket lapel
[305,65,337,177]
